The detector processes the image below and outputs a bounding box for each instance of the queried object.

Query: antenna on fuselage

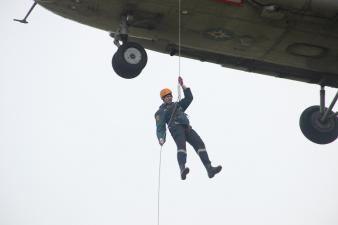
[14,1,38,24]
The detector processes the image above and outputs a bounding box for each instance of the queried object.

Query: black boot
[180,165,190,180]
[206,164,222,178]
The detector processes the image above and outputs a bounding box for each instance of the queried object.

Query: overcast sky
[1,1,338,225]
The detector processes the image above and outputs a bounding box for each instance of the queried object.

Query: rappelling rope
[156,85,181,225]
[157,2,182,225]
[178,0,182,101]
[178,0,182,77]
[157,146,162,225]
[177,82,182,101]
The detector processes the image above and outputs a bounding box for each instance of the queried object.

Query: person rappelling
[155,76,222,180]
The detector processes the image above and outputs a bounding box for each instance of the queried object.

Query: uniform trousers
[169,124,211,168]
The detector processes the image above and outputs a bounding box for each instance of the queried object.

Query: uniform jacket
[155,88,193,142]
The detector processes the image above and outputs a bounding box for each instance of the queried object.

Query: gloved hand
[178,76,184,86]
[159,138,165,146]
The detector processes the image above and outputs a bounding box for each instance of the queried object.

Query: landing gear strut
[299,86,338,144]
[111,15,148,79]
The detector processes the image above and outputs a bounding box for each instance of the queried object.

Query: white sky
[1,1,338,225]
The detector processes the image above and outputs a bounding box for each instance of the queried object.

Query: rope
[177,0,182,101]
[177,83,182,101]
[157,2,181,224]
[178,0,181,76]
[157,146,162,225]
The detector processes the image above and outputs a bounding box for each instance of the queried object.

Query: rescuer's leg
[186,127,222,178]
[171,125,190,180]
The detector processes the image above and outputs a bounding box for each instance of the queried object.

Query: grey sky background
[1,1,338,225]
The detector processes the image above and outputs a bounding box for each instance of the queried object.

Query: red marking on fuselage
[213,0,243,7]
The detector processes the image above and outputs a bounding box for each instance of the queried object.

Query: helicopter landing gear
[111,15,148,79]
[299,86,338,144]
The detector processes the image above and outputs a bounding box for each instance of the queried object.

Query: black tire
[112,42,147,79]
[112,52,140,79]
[299,105,338,144]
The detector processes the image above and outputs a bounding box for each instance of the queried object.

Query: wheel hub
[311,110,336,132]
[124,48,142,64]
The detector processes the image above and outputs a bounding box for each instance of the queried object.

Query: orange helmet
[160,88,172,98]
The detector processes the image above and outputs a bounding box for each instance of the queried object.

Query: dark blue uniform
[155,88,211,170]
